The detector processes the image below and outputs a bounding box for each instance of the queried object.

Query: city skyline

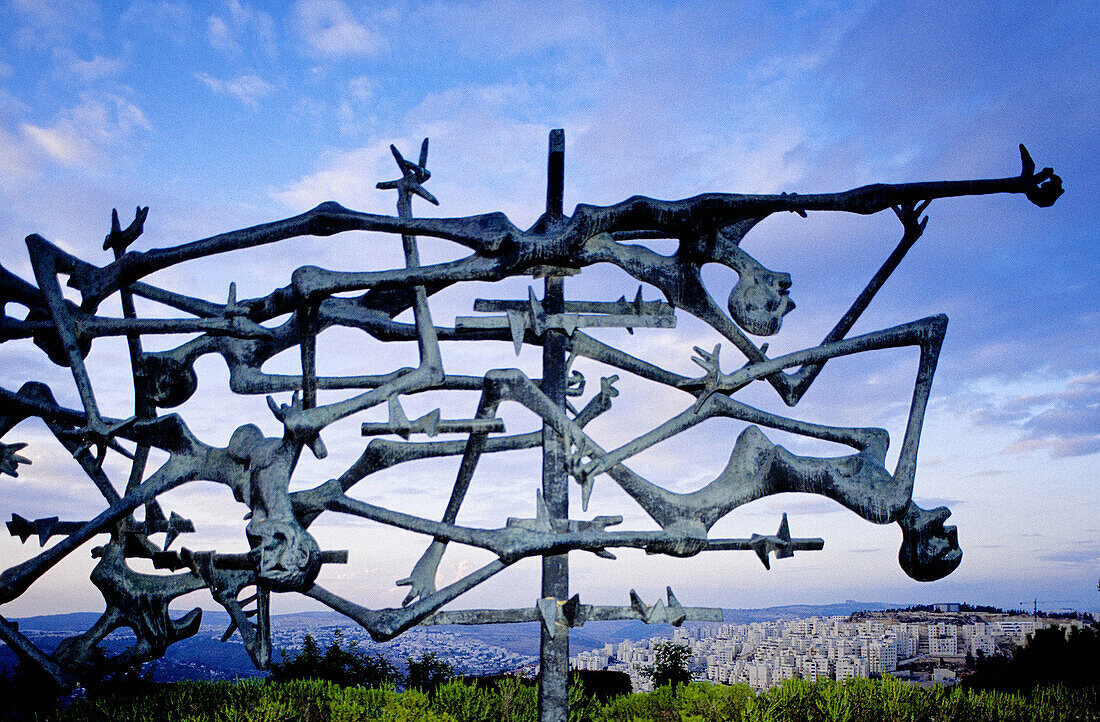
[0,1,1097,624]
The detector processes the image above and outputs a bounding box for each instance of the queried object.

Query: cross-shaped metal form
[0,123,1063,718]
[457,286,676,355]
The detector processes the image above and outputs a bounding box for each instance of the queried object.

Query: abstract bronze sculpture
[0,129,1061,718]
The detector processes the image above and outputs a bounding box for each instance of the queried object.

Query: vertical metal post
[538,129,569,722]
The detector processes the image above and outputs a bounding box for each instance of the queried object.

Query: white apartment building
[747,662,772,691]
[570,612,1072,692]
[992,619,1037,641]
[835,655,869,681]
[868,638,898,674]
[970,634,997,657]
[928,631,959,656]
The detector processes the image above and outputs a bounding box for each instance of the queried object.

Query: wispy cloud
[206,0,276,56]
[0,126,40,193]
[294,0,383,58]
[970,372,1100,458]
[1036,541,1100,566]
[195,72,275,107]
[274,83,552,220]
[10,0,96,28]
[64,53,126,82]
[120,1,194,46]
[18,92,152,168]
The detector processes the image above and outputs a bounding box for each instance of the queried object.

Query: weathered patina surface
[0,133,1061,715]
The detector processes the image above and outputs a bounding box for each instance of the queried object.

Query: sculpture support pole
[539,129,569,722]
[0,132,1055,705]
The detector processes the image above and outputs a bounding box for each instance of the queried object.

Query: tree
[405,652,454,692]
[641,640,693,690]
[966,622,1100,692]
[270,631,400,688]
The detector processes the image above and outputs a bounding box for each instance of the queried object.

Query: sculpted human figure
[0,136,1061,688]
[225,423,322,592]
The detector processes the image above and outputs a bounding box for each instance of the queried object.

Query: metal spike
[507,311,526,355]
[537,597,559,638]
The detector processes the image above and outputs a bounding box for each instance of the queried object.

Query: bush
[405,651,455,693]
[34,673,1100,721]
[641,640,693,691]
[967,622,1100,693]
[269,630,401,688]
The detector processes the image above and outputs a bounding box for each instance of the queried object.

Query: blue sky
[0,1,1097,620]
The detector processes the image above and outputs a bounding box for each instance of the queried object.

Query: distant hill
[2,600,898,681]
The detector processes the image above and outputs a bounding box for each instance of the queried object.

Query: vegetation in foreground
[0,675,1092,721]
[4,623,1097,720]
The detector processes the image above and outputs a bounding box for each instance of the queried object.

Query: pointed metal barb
[361,396,505,438]
[459,288,675,354]
[376,139,439,206]
[690,344,723,413]
[0,441,31,477]
[665,587,687,626]
[780,192,807,217]
[506,491,554,532]
[537,597,561,638]
[561,593,583,627]
[120,505,196,549]
[506,493,622,544]
[61,416,137,468]
[7,514,87,546]
[102,206,149,254]
[421,591,719,627]
[742,513,824,569]
[623,587,694,626]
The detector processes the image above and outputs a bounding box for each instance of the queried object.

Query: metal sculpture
[0,129,1061,719]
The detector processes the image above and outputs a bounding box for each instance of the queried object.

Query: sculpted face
[247,518,322,592]
[718,238,795,337]
[728,262,795,336]
[898,504,962,582]
[137,354,198,408]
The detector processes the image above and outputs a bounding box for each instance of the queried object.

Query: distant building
[869,638,898,674]
[933,603,960,613]
[929,630,959,657]
[969,634,997,657]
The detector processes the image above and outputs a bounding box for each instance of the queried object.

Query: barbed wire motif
[0,131,1062,703]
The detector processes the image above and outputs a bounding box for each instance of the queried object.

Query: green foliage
[269,630,401,688]
[31,674,1099,721]
[640,640,694,691]
[497,675,537,722]
[967,622,1100,693]
[405,651,455,693]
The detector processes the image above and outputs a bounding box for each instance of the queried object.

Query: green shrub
[43,673,1100,722]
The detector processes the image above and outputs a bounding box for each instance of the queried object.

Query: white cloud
[206,14,237,52]
[968,371,1100,459]
[195,72,276,107]
[294,0,383,58]
[66,54,126,82]
[19,122,93,166]
[348,76,373,101]
[206,0,276,56]
[10,0,96,28]
[273,83,554,223]
[18,93,152,168]
[120,1,194,45]
[0,127,41,193]
[272,143,388,211]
